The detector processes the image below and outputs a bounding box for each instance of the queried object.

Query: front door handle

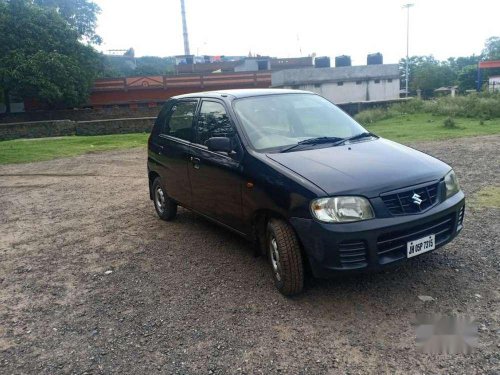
[190,156,201,169]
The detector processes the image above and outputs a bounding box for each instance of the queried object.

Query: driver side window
[196,101,236,146]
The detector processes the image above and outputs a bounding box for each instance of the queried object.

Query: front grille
[377,213,455,263]
[381,182,439,216]
[338,240,368,269]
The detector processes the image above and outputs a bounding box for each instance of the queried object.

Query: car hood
[266,138,450,197]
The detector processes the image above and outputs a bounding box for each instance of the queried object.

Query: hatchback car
[147,89,464,295]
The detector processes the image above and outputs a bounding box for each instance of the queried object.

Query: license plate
[407,234,435,258]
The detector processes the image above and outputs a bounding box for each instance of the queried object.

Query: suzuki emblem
[412,193,423,206]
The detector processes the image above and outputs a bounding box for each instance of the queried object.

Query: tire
[266,218,304,296]
[152,177,177,221]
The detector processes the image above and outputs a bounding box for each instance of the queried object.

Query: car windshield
[233,93,367,152]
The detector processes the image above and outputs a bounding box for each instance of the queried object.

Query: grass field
[364,113,500,143]
[0,113,499,164]
[0,133,149,164]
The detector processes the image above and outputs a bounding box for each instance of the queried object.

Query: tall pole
[476,62,482,92]
[403,3,414,98]
[180,0,190,57]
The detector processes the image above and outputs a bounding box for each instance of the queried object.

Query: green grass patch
[364,113,500,143]
[470,186,500,209]
[355,94,500,123]
[1,110,500,165]
[0,133,149,164]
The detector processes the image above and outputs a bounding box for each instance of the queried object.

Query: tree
[99,55,177,78]
[0,0,99,111]
[12,50,98,108]
[399,56,456,97]
[33,0,101,44]
[99,55,137,78]
[457,65,478,92]
[447,55,481,73]
[134,56,175,76]
[482,36,500,60]
[477,37,500,89]
[411,61,456,98]
[124,48,135,58]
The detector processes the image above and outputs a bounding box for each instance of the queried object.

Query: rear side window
[196,101,236,146]
[153,102,173,135]
[165,100,197,141]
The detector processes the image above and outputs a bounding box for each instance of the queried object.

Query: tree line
[400,37,500,98]
[0,0,499,112]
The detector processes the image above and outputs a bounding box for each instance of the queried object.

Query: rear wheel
[152,177,177,221]
[267,218,304,296]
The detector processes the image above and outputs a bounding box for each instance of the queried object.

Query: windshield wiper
[280,136,344,153]
[338,132,378,145]
[280,133,377,153]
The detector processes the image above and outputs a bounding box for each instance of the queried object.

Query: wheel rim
[269,236,281,282]
[154,186,166,214]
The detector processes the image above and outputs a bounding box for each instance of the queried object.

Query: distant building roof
[175,61,242,74]
[272,64,400,86]
[434,86,458,92]
[175,56,313,74]
[271,57,313,70]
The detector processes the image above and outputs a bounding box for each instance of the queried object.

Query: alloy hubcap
[155,186,166,214]
[269,237,281,281]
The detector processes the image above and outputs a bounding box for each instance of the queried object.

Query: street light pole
[403,3,414,98]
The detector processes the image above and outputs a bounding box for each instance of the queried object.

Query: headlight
[311,196,374,223]
[444,170,460,198]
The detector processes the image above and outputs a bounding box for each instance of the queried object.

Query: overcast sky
[95,0,500,64]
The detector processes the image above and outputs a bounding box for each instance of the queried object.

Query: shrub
[429,93,500,119]
[477,98,500,119]
[435,101,462,117]
[388,98,424,115]
[354,108,390,125]
[443,117,457,128]
[354,92,500,126]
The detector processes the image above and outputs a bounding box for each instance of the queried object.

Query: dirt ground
[1,135,499,374]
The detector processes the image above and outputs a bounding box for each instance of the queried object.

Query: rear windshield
[233,93,366,151]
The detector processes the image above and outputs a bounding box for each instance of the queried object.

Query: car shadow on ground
[153,208,459,305]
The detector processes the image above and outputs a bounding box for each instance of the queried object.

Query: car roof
[171,88,313,100]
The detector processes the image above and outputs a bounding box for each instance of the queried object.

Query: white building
[0,102,24,114]
[489,76,500,92]
[272,64,400,104]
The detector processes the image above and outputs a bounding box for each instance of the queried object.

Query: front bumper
[290,191,465,278]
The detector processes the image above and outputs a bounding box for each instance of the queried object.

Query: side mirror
[206,137,233,153]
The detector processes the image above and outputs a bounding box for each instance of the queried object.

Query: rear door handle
[190,156,201,169]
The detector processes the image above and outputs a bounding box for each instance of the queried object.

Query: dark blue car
[147,89,465,295]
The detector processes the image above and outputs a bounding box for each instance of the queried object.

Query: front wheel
[267,218,304,296]
[152,177,177,221]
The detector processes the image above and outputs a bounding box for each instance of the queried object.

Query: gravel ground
[0,135,499,374]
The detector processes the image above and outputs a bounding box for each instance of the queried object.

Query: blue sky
[95,0,500,64]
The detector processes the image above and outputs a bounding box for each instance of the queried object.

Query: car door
[154,98,199,207]
[188,99,245,231]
